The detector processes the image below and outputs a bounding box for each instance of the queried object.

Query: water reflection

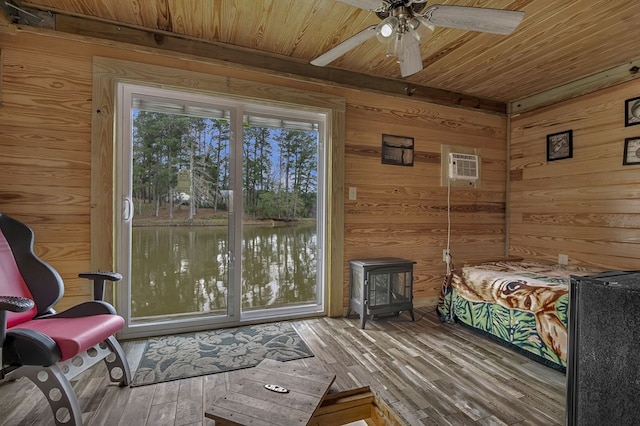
[131,223,317,318]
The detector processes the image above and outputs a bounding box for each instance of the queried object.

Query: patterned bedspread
[437,261,597,370]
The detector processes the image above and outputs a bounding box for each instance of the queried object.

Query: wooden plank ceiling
[10,0,640,107]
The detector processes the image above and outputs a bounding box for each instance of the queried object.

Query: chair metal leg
[6,337,130,425]
[103,335,131,386]
[18,364,83,426]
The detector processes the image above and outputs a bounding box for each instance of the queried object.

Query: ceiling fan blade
[413,15,435,33]
[311,25,377,67]
[334,0,385,12]
[398,33,423,77]
[422,5,524,35]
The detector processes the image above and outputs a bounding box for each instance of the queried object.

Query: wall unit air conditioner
[449,152,479,180]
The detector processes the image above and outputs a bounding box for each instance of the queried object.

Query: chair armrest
[78,272,123,282]
[0,296,35,313]
[78,272,123,301]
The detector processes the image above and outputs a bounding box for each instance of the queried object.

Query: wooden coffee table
[205,358,336,425]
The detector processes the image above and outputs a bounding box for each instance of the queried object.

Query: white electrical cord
[446,176,452,274]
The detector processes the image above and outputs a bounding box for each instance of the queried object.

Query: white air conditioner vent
[449,153,479,180]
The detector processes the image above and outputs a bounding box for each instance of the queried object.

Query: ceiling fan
[311,0,525,77]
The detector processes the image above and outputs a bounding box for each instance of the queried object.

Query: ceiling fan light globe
[375,16,399,43]
[407,25,421,42]
[385,40,396,57]
[395,34,405,62]
[380,24,393,37]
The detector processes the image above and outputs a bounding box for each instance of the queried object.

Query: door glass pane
[370,274,390,307]
[241,126,320,312]
[130,105,231,322]
[393,271,411,303]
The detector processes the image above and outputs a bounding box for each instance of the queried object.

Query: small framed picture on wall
[623,137,640,165]
[625,96,640,127]
[381,134,414,166]
[546,130,573,161]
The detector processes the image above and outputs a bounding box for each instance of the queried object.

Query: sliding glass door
[115,83,325,338]
[240,112,325,321]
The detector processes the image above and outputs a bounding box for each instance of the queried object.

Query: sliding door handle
[123,197,134,222]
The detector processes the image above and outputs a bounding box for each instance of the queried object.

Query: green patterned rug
[131,322,314,387]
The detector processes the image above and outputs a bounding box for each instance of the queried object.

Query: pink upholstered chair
[0,213,131,425]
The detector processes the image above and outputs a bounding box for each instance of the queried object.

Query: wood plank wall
[344,92,507,307]
[510,79,640,270]
[0,27,507,312]
[0,30,96,309]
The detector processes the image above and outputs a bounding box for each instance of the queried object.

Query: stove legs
[346,309,414,329]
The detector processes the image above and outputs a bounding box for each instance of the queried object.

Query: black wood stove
[347,257,415,329]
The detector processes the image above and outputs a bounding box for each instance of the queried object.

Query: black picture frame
[623,137,640,165]
[625,96,640,127]
[546,130,573,161]
[381,134,414,166]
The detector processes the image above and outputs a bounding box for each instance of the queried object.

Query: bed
[437,260,598,371]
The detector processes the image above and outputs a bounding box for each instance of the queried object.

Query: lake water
[130,223,318,318]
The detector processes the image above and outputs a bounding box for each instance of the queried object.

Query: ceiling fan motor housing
[376,1,430,19]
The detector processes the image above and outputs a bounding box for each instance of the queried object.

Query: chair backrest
[0,214,64,325]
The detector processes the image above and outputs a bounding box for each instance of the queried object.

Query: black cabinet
[347,258,415,329]
[567,271,640,426]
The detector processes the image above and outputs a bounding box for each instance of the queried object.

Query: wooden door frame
[91,56,345,317]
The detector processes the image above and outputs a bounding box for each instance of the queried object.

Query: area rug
[131,322,314,387]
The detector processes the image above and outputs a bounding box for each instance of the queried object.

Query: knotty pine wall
[510,78,640,270]
[344,92,507,306]
[0,27,507,312]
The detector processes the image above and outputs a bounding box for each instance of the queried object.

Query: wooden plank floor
[0,309,565,425]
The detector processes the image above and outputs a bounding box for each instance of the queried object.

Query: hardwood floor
[0,309,566,425]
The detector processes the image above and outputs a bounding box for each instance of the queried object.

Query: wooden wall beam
[0,4,15,34]
[0,4,11,24]
[511,60,640,114]
[0,48,3,107]
[50,13,506,114]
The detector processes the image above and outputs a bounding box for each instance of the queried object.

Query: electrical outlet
[443,249,450,263]
[558,254,568,265]
[348,187,357,200]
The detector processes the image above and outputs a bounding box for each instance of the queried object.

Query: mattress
[437,261,598,370]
